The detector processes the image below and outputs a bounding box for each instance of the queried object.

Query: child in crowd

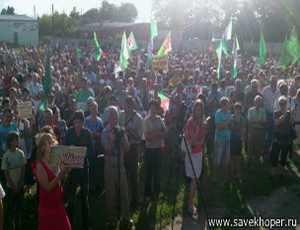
[1,131,26,230]
[230,103,244,180]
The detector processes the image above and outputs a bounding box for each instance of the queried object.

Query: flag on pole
[145,39,153,70]
[120,31,129,71]
[224,19,233,41]
[157,31,172,55]
[287,26,300,65]
[280,34,289,69]
[127,31,137,51]
[216,39,226,79]
[259,30,267,66]
[150,17,158,39]
[40,56,52,110]
[158,93,170,113]
[93,31,102,61]
[231,35,238,78]
[235,34,240,51]
[76,48,82,58]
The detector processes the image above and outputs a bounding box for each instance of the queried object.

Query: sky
[0,0,153,22]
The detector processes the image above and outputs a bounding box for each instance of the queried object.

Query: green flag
[259,30,267,66]
[232,35,238,78]
[235,34,240,51]
[150,17,158,39]
[287,27,300,65]
[120,31,129,71]
[224,19,233,41]
[76,48,82,58]
[157,31,172,55]
[127,31,137,51]
[40,56,52,110]
[216,40,225,79]
[247,38,254,61]
[280,34,289,69]
[93,31,102,61]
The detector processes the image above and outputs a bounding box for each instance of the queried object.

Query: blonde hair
[189,99,204,127]
[36,133,58,159]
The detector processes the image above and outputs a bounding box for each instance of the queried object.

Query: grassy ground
[12,143,300,230]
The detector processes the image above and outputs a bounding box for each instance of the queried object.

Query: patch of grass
[12,146,299,230]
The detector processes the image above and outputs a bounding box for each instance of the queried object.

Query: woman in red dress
[32,133,71,230]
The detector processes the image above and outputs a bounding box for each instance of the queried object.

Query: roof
[0,15,36,22]
[79,21,142,31]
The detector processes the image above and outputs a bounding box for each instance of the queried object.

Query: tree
[82,8,100,25]
[38,14,52,37]
[99,1,118,22]
[116,3,138,23]
[1,6,15,15]
[152,0,300,43]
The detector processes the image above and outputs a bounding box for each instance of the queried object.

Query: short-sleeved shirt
[247,106,266,129]
[118,111,143,145]
[0,123,19,154]
[76,88,95,107]
[27,82,43,97]
[185,119,206,154]
[1,148,26,188]
[244,91,261,108]
[215,109,231,141]
[84,115,103,145]
[273,110,292,142]
[102,124,126,166]
[144,115,166,149]
[261,86,280,113]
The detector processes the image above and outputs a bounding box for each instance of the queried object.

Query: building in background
[0,15,38,45]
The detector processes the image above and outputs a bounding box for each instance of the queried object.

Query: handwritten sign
[49,146,87,168]
[152,54,168,73]
[17,101,33,118]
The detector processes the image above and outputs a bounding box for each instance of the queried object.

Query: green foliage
[37,1,138,38]
[1,6,15,15]
[152,0,300,42]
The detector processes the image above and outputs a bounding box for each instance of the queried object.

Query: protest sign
[49,146,87,168]
[17,101,33,118]
[152,54,168,73]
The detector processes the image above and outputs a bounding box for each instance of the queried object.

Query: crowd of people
[0,43,299,230]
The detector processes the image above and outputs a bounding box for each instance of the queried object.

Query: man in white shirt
[261,75,280,153]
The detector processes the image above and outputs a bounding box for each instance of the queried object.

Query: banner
[152,54,168,73]
[17,101,33,118]
[49,146,87,168]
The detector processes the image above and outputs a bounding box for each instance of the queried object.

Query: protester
[1,131,26,230]
[64,109,94,230]
[206,82,222,155]
[293,88,300,149]
[212,97,231,185]
[270,96,294,178]
[247,95,266,163]
[144,100,167,200]
[262,75,280,154]
[184,99,206,215]
[229,102,244,179]
[102,106,133,229]
[119,96,143,209]
[32,132,71,230]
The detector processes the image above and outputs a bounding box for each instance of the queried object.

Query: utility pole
[52,4,54,35]
[33,6,36,19]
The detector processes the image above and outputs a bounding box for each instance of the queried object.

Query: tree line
[1,0,300,43]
